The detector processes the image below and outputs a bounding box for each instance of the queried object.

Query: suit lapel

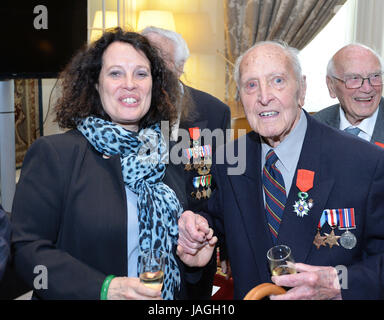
[371,98,384,146]
[228,133,273,282]
[277,113,335,264]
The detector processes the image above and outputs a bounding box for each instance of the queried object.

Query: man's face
[145,32,183,78]
[327,46,383,125]
[239,44,306,147]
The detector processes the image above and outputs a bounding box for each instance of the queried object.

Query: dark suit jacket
[11,129,201,299]
[313,97,384,145]
[0,204,10,281]
[177,85,231,299]
[179,85,231,213]
[208,111,384,299]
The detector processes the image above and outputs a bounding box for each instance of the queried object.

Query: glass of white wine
[139,249,165,291]
[267,245,296,276]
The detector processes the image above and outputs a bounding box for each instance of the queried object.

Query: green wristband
[100,275,115,300]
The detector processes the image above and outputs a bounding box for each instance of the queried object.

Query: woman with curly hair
[11,28,216,300]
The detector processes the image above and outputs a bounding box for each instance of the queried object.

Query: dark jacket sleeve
[11,137,105,299]
[0,205,10,281]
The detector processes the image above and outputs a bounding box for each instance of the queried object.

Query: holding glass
[267,245,296,276]
[139,249,165,291]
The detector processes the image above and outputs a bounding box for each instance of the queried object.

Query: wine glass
[139,249,165,290]
[267,245,296,276]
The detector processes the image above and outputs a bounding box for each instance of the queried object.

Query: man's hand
[270,263,342,300]
[177,210,217,267]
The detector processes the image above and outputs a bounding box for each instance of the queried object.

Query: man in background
[141,26,231,298]
[313,43,384,147]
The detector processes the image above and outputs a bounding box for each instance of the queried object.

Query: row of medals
[313,227,356,250]
[185,159,212,200]
[184,139,212,200]
[296,194,357,250]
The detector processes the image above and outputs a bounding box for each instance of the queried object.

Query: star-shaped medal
[313,230,327,249]
[324,229,341,248]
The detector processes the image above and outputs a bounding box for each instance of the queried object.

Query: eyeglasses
[331,72,384,89]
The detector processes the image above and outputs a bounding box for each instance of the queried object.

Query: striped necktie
[262,150,287,244]
[344,127,361,136]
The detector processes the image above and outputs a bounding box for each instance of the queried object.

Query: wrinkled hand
[107,277,162,300]
[270,263,342,300]
[177,210,217,267]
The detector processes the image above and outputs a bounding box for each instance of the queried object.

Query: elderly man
[313,44,384,147]
[177,41,384,300]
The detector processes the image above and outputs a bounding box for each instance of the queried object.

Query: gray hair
[234,40,303,89]
[327,43,384,76]
[141,26,190,71]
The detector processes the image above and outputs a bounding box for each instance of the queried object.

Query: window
[299,0,356,112]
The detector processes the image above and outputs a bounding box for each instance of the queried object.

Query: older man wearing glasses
[313,43,384,147]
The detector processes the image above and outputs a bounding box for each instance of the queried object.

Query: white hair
[234,40,303,89]
[141,26,190,71]
[327,43,384,76]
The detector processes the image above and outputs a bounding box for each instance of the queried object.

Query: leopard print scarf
[77,116,182,300]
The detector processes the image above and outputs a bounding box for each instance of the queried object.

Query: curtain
[224,0,347,116]
[14,79,40,167]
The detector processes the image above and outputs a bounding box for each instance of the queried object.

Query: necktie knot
[344,127,361,136]
[265,149,279,167]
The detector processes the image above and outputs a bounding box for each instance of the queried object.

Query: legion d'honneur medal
[293,169,315,217]
[337,208,357,250]
[324,209,340,248]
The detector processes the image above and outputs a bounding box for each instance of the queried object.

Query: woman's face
[97,41,152,131]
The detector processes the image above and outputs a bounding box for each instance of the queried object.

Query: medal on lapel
[324,210,341,248]
[191,174,212,200]
[183,127,200,171]
[337,208,357,250]
[293,169,315,217]
[313,210,327,249]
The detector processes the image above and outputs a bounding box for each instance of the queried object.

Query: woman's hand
[107,277,162,300]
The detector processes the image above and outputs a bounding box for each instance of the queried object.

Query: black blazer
[11,129,199,299]
[209,111,384,299]
[180,85,231,213]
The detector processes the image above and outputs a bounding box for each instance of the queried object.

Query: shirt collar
[261,109,307,173]
[339,106,379,139]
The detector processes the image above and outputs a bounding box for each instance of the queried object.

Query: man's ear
[298,75,307,107]
[326,76,337,98]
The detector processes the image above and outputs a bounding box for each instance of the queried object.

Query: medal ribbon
[296,169,315,192]
[338,208,356,230]
[325,209,338,228]
[192,174,212,188]
[317,210,327,229]
[184,145,212,160]
[189,127,200,140]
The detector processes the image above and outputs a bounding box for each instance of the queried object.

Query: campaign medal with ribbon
[191,174,212,200]
[184,127,213,200]
[293,169,315,217]
[313,210,327,249]
[337,208,357,249]
[184,127,201,171]
[324,209,341,248]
